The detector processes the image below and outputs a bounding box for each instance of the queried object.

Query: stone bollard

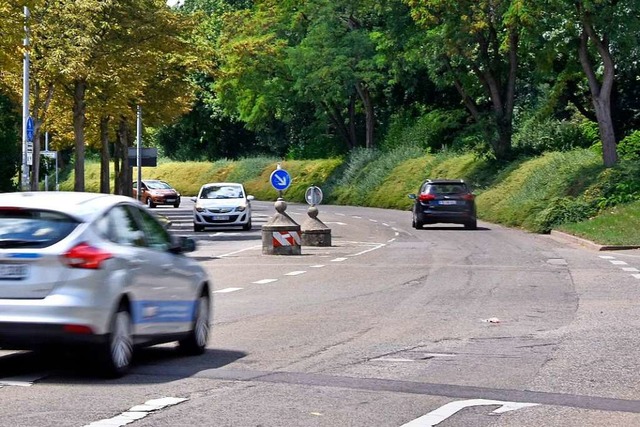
[301,206,332,247]
[262,199,302,255]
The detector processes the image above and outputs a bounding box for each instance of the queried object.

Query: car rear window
[0,208,80,248]
[426,184,468,194]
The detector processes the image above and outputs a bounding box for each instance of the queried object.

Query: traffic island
[261,199,302,255]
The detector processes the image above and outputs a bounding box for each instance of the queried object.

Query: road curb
[549,230,640,251]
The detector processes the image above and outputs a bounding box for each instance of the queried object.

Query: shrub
[512,117,593,156]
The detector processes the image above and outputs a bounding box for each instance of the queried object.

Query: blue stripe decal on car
[131,300,196,324]
[8,253,42,259]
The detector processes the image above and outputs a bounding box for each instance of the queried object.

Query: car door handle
[129,259,143,267]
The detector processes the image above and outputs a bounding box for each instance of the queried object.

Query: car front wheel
[146,197,156,208]
[179,292,210,355]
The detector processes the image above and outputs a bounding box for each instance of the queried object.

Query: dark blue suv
[408,179,477,229]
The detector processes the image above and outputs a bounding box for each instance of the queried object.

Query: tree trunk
[355,82,374,149]
[577,11,617,167]
[115,116,132,196]
[99,116,111,194]
[29,82,55,191]
[72,79,87,191]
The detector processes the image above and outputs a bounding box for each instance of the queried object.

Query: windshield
[146,181,172,190]
[0,208,79,248]
[199,185,244,199]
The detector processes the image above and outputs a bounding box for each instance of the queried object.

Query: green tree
[0,93,20,192]
[405,0,536,160]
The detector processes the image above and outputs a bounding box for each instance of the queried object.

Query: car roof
[0,192,138,222]
[423,179,466,185]
[201,182,244,187]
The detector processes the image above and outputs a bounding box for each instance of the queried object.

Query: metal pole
[21,6,30,190]
[136,105,142,200]
[55,150,59,191]
[44,132,48,191]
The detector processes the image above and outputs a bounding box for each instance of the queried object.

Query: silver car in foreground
[192,182,254,231]
[0,192,211,377]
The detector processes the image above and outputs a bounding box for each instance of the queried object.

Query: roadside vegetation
[57,140,640,246]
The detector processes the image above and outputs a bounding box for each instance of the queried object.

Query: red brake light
[418,194,436,202]
[62,243,112,269]
[63,324,94,334]
[462,193,475,201]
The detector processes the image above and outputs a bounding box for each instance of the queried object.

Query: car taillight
[62,243,112,269]
[63,324,94,334]
[462,194,475,201]
[418,194,436,202]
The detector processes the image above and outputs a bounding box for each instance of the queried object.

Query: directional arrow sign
[26,116,34,142]
[270,168,291,191]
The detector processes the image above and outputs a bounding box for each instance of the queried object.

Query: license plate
[0,263,29,280]
[166,199,176,202]
[213,215,230,221]
[439,200,458,205]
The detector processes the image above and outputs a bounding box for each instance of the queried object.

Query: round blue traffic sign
[270,168,291,191]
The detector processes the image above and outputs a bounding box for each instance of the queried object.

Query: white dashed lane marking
[611,260,628,265]
[331,258,348,262]
[253,279,278,284]
[623,268,639,272]
[599,255,616,259]
[214,288,243,293]
[285,271,306,276]
[85,397,188,427]
[309,265,325,268]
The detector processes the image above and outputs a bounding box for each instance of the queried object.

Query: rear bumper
[417,210,476,224]
[0,322,106,349]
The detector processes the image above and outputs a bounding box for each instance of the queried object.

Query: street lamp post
[21,6,30,190]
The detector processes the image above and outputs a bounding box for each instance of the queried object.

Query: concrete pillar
[301,206,332,246]
[262,199,301,255]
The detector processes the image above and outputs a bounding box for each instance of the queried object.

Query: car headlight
[235,205,247,212]
[195,205,205,212]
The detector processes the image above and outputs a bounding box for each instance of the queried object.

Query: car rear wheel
[179,292,210,355]
[412,212,423,229]
[98,305,133,378]
[173,203,180,208]
[464,219,477,230]
[146,197,156,208]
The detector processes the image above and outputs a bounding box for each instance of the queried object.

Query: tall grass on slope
[476,149,602,232]
[331,146,423,206]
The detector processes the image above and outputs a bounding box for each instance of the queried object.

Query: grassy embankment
[59,148,640,246]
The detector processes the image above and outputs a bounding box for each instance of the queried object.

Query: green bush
[512,117,593,156]
[381,108,466,152]
[617,131,640,160]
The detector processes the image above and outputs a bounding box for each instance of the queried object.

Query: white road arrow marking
[400,399,539,427]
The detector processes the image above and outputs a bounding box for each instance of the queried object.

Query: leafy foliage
[0,93,19,191]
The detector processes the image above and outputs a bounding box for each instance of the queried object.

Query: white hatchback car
[192,182,254,232]
[0,192,212,377]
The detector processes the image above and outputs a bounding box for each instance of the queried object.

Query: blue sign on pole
[270,168,291,191]
[26,116,34,142]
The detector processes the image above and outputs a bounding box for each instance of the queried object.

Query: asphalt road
[2,198,640,426]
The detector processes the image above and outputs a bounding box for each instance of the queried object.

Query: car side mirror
[170,236,196,254]
[190,197,197,202]
[247,195,255,201]
[408,194,417,199]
